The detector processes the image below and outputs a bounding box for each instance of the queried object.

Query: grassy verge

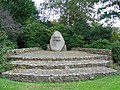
[0,74,120,90]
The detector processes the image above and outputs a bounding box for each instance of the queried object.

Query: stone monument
[47,31,67,51]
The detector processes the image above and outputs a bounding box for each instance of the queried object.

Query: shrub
[0,29,16,73]
[112,41,120,64]
[73,19,91,43]
[23,20,50,49]
[111,28,120,42]
[68,34,85,49]
[85,39,112,49]
[89,23,112,43]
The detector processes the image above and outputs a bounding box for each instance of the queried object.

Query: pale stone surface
[50,31,65,51]
[2,49,118,82]
[2,67,117,82]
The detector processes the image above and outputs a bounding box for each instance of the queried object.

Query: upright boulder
[50,31,66,51]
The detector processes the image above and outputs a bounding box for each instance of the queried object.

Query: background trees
[0,0,120,67]
[0,0,119,50]
[39,0,99,26]
[23,19,50,49]
[0,7,21,42]
[0,0,37,24]
[96,0,120,25]
[0,26,16,72]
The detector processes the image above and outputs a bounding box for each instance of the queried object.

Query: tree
[0,7,21,42]
[89,23,113,42]
[97,0,120,25]
[0,0,37,24]
[85,39,112,49]
[73,18,91,43]
[111,27,120,42]
[0,27,16,72]
[39,0,99,26]
[23,19,50,49]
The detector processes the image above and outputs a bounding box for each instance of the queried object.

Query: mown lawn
[0,74,120,90]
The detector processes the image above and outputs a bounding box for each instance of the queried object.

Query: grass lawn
[0,74,120,90]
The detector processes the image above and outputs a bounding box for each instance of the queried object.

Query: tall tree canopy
[0,7,21,42]
[39,0,99,26]
[97,0,120,25]
[0,0,37,24]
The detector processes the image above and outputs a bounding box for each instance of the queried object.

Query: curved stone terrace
[8,51,109,60]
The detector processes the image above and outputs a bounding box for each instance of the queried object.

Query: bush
[89,23,112,43]
[0,0,37,24]
[0,29,16,73]
[73,19,91,43]
[23,20,50,49]
[112,41,120,64]
[111,28,120,42]
[85,39,112,49]
[68,34,85,49]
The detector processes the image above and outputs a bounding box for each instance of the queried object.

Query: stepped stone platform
[11,60,110,69]
[2,67,117,82]
[2,50,118,82]
[8,51,109,60]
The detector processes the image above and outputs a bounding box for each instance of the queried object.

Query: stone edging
[2,67,117,82]
[71,47,112,56]
[6,47,41,56]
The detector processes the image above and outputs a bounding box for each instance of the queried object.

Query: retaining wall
[6,47,41,56]
[71,47,112,60]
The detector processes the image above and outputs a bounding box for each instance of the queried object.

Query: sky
[33,0,44,7]
[32,0,120,27]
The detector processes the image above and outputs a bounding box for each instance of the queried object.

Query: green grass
[0,74,120,90]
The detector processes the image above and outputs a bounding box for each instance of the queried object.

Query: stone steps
[8,55,109,61]
[11,60,110,69]
[2,51,118,82]
[7,51,110,61]
[2,67,117,82]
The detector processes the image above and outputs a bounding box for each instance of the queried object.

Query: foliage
[39,0,99,26]
[48,22,85,49]
[85,39,112,49]
[73,19,91,43]
[0,28,16,73]
[97,0,120,25]
[112,41,120,64]
[23,19,50,49]
[111,28,120,42]
[89,23,113,43]
[72,21,112,44]
[68,34,85,49]
[0,7,21,42]
[0,0,37,24]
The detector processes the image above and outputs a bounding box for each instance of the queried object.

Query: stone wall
[71,47,112,59]
[6,47,42,56]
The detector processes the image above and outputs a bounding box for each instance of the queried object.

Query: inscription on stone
[50,31,65,51]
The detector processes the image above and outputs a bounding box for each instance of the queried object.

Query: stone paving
[2,50,118,82]
[9,51,105,58]
[11,60,110,69]
[8,51,109,60]
[2,67,117,82]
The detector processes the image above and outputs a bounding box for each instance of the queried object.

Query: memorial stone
[50,31,65,51]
